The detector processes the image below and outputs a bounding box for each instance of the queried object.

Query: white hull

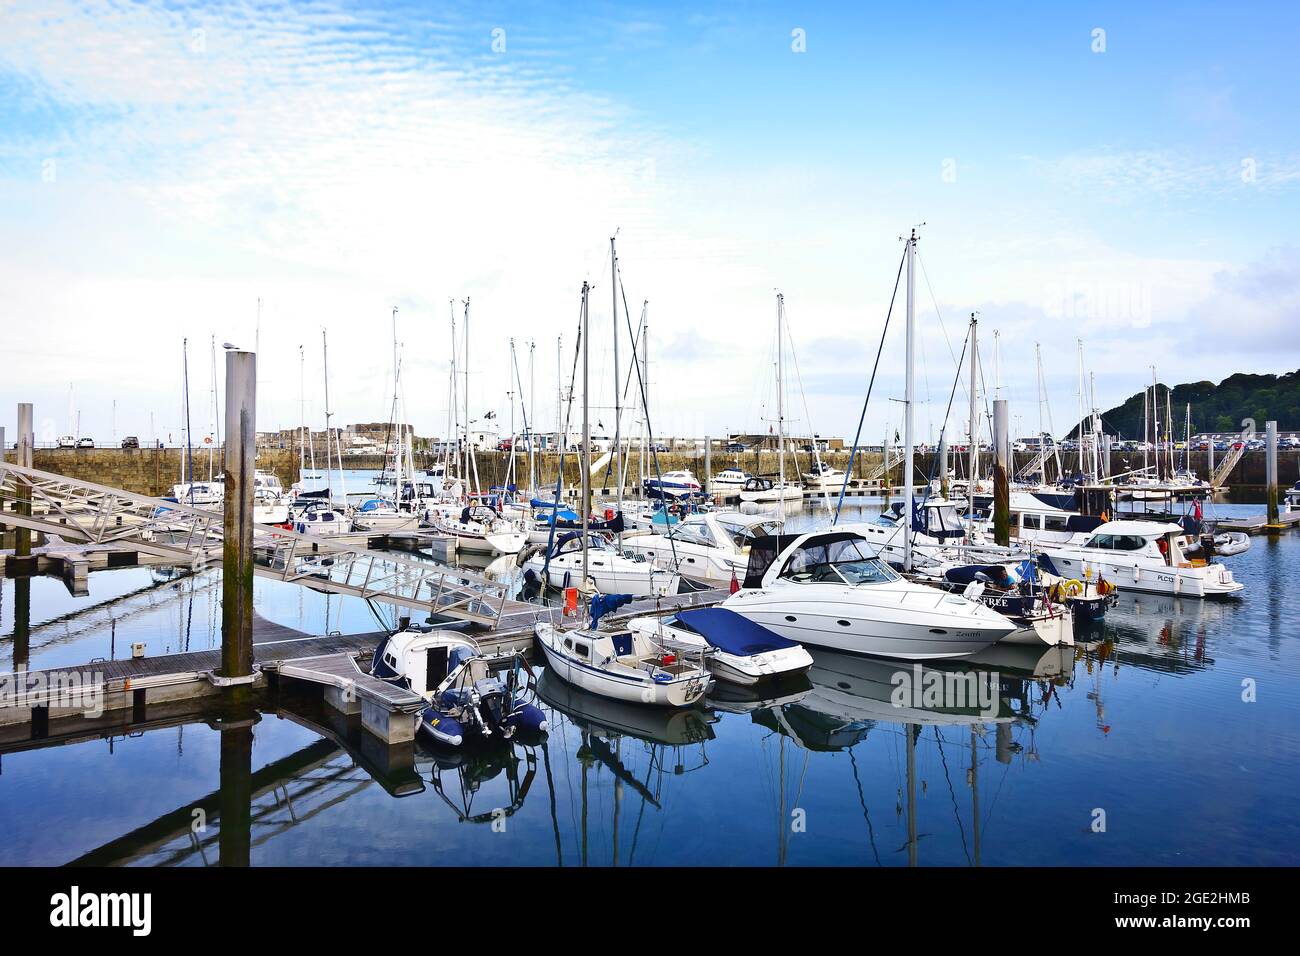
[1042,549,1242,598]
[627,618,813,685]
[724,584,1015,660]
[523,553,679,597]
[739,485,804,503]
[622,540,744,587]
[534,623,710,707]
[351,512,421,532]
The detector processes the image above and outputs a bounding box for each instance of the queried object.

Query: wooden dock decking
[0,587,731,742]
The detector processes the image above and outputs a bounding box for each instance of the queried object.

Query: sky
[2,0,1298,448]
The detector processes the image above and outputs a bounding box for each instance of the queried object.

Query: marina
[2,5,1298,933]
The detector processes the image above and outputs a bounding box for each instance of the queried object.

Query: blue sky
[1,0,1298,446]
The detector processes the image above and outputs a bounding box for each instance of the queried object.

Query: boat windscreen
[742,534,804,588]
[778,534,899,585]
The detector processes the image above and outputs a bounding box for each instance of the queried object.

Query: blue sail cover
[675,607,798,656]
[590,593,634,628]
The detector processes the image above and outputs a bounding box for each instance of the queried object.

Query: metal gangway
[0,462,509,626]
[864,447,906,482]
[1211,439,1247,488]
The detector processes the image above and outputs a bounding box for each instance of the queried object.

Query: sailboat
[739,294,803,504]
[534,593,714,707]
[521,282,679,595]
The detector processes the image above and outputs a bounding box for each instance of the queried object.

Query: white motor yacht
[521,531,680,597]
[1039,519,1243,598]
[622,510,782,587]
[722,529,1017,659]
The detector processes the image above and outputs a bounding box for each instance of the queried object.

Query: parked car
[650,442,669,453]
[121,436,140,449]
[57,435,76,449]
[496,438,514,452]
[725,442,746,452]
[76,437,94,449]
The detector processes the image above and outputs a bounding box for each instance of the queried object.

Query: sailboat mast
[903,229,917,572]
[464,299,472,497]
[968,314,978,492]
[322,329,338,503]
[529,339,537,494]
[580,281,591,587]
[611,236,623,521]
[776,292,786,498]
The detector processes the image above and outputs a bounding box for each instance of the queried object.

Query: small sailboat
[371,624,548,747]
[430,503,528,556]
[534,594,714,707]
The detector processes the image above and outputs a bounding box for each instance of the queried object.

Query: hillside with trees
[1091,370,1300,439]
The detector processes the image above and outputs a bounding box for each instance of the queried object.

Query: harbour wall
[5,447,1294,501]
[1,447,301,498]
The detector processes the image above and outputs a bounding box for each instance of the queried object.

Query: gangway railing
[0,462,508,625]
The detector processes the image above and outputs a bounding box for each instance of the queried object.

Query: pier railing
[0,462,509,625]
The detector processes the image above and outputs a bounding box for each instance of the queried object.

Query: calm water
[2,497,1298,866]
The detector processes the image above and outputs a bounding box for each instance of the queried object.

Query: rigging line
[540,292,588,577]
[916,249,962,373]
[933,727,972,865]
[849,747,883,866]
[781,303,831,510]
[834,243,907,524]
[909,325,971,557]
[617,269,683,573]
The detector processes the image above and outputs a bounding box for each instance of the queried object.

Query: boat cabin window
[1083,533,1149,551]
[1043,515,1070,530]
[717,519,780,548]
[779,536,899,585]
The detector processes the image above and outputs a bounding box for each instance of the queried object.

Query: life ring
[1062,579,1084,597]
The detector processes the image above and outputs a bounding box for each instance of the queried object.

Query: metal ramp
[0,462,509,626]
[864,447,905,482]
[1015,445,1052,481]
[1211,440,1247,488]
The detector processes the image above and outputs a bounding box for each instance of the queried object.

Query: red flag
[729,570,740,594]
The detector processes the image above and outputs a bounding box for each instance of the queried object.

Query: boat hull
[722,587,1014,660]
[534,624,709,707]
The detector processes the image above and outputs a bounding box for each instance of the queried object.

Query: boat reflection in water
[532,670,718,865]
[418,740,540,826]
[748,647,1077,865]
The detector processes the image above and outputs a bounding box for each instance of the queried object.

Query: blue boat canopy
[674,607,798,655]
[591,593,634,628]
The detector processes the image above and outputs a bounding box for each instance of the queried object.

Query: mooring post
[217,717,255,866]
[704,435,712,498]
[993,399,1010,547]
[1266,420,1279,525]
[938,435,949,500]
[221,351,256,691]
[15,404,33,560]
[1206,435,1214,486]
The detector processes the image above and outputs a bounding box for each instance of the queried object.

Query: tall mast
[611,236,623,522]
[529,339,536,494]
[322,329,342,503]
[580,281,591,587]
[1076,339,1086,476]
[903,229,917,572]
[967,313,978,504]
[299,344,306,479]
[464,299,472,497]
[776,292,786,500]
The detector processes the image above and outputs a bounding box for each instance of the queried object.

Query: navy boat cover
[674,607,798,655]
